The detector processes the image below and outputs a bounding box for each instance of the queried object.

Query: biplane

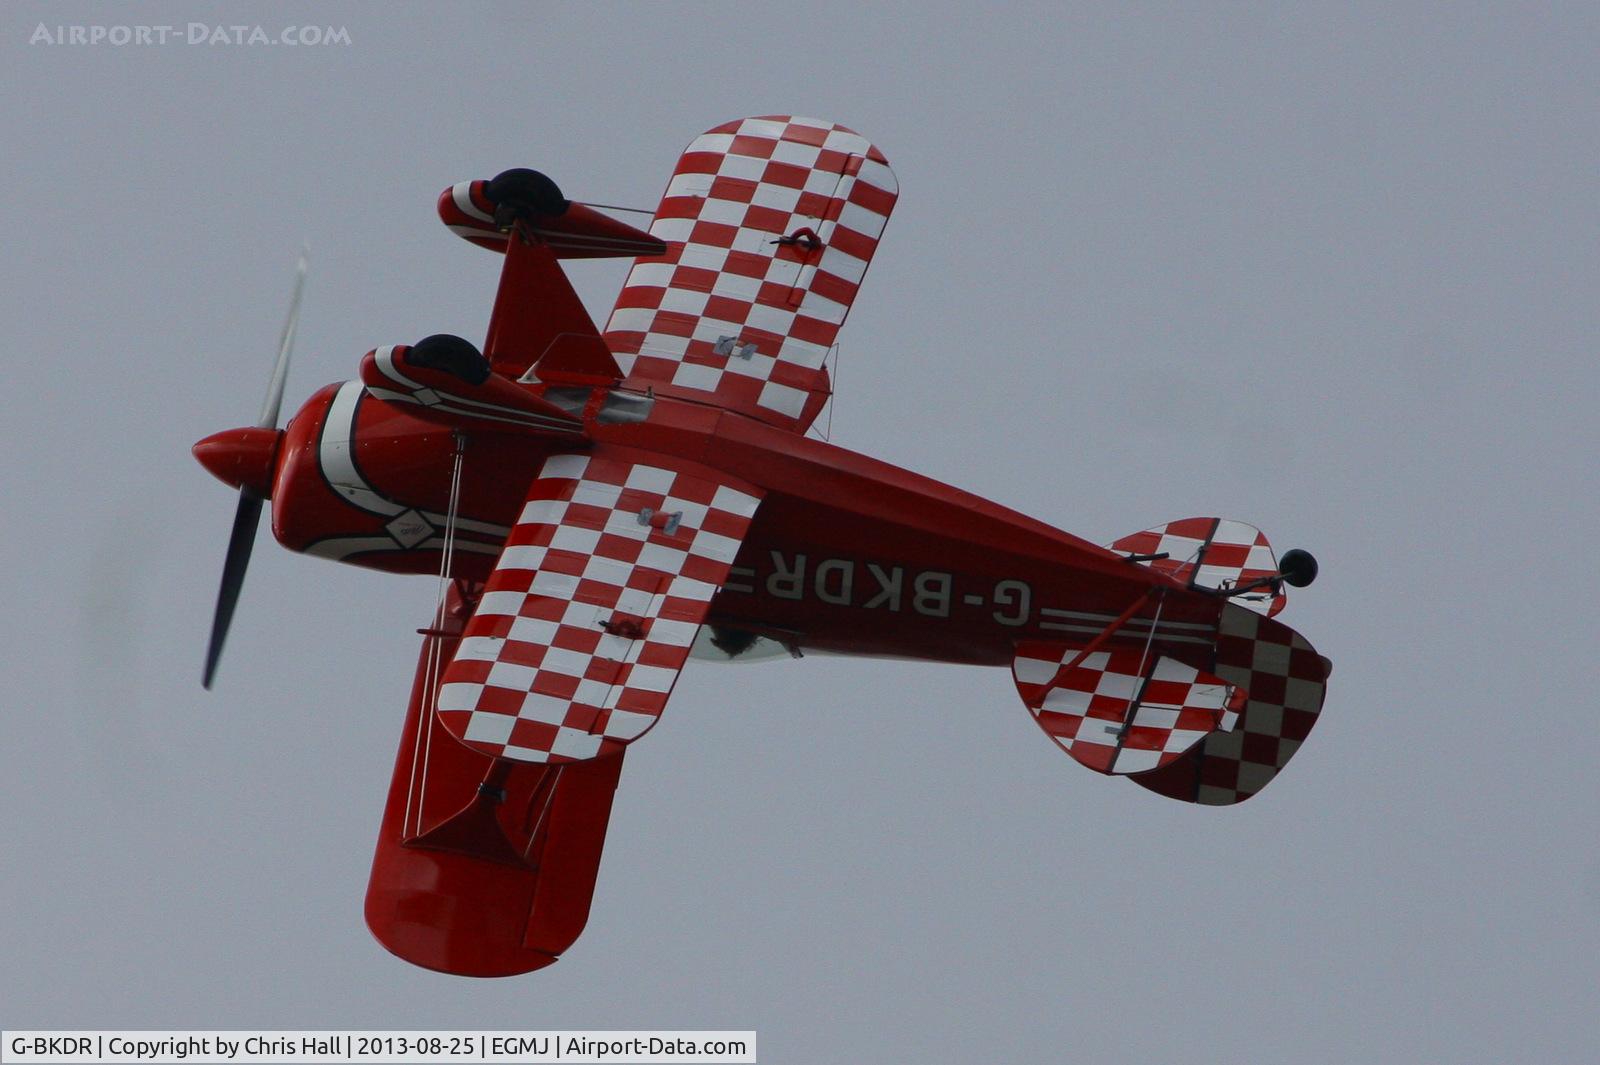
[195,116,1331,977]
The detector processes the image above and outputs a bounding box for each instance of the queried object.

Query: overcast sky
[3,3,1597,1062]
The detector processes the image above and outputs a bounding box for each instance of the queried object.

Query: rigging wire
[826,342,841,441]
[575,200,656,218]
[523,767,565,860]
[404,432,467,836]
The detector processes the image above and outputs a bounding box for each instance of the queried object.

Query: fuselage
[270,380,1223,667]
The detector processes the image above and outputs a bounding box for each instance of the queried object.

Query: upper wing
[436,449,763,763]
[603,115,899,433]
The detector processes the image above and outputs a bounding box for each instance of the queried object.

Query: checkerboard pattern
[603,115,899,434]
[1013,647,1244,775]
[436,180,508,252]
[1131,604,1330,805]
[435,451,763,763]
[1109,517,1287,616]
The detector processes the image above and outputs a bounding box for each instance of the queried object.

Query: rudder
[1131,603,1330,805]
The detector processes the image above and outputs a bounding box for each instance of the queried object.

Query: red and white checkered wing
[435,451,763,764]
[604,116,899,434]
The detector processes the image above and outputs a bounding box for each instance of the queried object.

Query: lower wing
[364,588,626,977]
[436,448,764,763]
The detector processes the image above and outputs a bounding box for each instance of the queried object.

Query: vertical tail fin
[1130,603,1330,805]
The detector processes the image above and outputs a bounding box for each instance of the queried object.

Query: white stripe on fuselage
[451,181,494,223]
[319,381,510,537]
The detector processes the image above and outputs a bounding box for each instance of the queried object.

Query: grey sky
[3,3,1597,1062]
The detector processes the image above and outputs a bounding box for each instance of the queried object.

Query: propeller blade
[257,247,308,430]
[203,248,307,688]
[203,490,264,689]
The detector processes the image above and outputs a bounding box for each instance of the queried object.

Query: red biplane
[196,116,1330,977]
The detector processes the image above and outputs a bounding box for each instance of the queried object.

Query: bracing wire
[403,433,467,836]
[575,200,656,218]
[1112,587,1168,746]
[1134,588,1166,682]
[826,342,841,441]
[522,767,565,860]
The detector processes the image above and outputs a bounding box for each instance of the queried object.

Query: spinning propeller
[195,250,307,688]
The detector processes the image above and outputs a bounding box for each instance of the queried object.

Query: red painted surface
[200,116,1328,976]
[363,584,624,976]
[270,383,1215,660]
[193,427,281,496]
[261,365,1240,977]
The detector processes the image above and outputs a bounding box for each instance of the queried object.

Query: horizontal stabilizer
[1013,646,1244,775]
[1110,517,1287,616]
